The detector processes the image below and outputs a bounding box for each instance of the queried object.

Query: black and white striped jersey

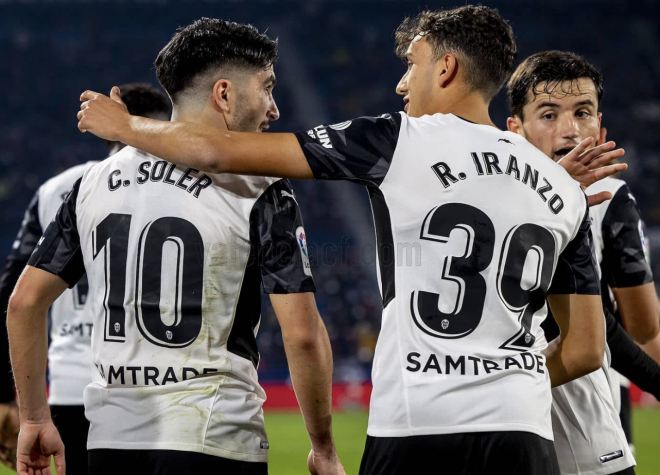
[295,112,599,441]
[29,146,314,462]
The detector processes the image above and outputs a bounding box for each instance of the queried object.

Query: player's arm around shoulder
[544,200,605,387]
[270,293,345,475]
[78,89,314,179]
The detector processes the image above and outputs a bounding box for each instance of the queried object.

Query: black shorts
[359,431,560,475]
[50,405,90,475]
[611,467,636,475]
[88,449,268,475]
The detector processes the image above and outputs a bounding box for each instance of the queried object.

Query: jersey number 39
[411,203,556,350]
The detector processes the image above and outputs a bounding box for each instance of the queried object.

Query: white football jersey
[296,112,599,440]
[536,177,646,474]
[30,147,314,462]
[4,162,97,405]
[590,177,653,402]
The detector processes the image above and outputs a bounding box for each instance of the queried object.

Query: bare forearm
[121,117,221,172]
[7,303,49,423]
[121,116,311,178]
[543,336,602,387]
[641,333,660,365]
[283,319,334,451]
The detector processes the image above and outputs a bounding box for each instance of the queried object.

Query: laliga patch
[296,226,312,276]
[260,440,269,450]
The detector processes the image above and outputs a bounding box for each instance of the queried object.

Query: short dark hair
[507,50,604,119]
[395,6,517,102]
[117,83,170,118]
[155,18,278,101]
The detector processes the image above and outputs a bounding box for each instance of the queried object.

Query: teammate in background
[8,19,343,475]
[507,50,660,473]
[76,7,629,475]
[0,83,170,473]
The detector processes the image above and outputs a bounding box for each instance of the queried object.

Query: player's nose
[268,101,280,122]
[396,75,408,96]
[558,116,579,139]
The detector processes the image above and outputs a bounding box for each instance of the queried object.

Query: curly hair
[155,18,278,101]
[395,6,517,101]
[507,50,604,119]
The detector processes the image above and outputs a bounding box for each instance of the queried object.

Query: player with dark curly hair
[76,7,626,475]
[507,50,660,475]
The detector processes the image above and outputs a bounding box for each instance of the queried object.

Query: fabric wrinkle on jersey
[295,112,599,441]
[28,147,314,463]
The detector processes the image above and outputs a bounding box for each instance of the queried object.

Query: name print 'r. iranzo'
[431,147,565,214]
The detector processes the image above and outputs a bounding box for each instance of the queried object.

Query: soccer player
[506,50,660,475]
[0,83,170,474]
[8,19,343,475]
[75,7,631,475]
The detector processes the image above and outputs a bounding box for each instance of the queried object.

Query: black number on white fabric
[497,224,556,350]
[412,203,495,338]
[92,213,204,348]
[72,274,90,310]
[411,204,556,346]
[135,217,204,348]
[93,213,132,342]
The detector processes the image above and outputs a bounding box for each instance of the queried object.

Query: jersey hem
[86,441,268,463]
[366,423,553,441]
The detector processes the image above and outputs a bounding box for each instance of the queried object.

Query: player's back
[365,113,590,439]
[37,162,97,404]
[74,147,283,461]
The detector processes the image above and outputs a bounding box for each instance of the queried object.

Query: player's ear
[212,79,232,113]
[506,116,521,134]
[437,53,458,89]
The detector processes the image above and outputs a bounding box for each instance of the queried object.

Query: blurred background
[0,0,659,472]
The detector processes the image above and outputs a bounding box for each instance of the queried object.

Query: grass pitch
[0,409,657,474]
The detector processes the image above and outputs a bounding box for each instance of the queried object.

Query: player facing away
[76,7,629,475]
[0,83,170,474]
[507,50,660,475]
[8,19,344,475]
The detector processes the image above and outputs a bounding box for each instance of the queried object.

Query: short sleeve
[294,113,403,186]
[548,200,601,295]
[601,184,653,288]
[28,178,85,288]
[250,180,316,294]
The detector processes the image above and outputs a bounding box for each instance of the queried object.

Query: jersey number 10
[93,213,205,348]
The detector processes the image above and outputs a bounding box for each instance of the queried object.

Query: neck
[171,103,228,130]
[107,142,124,156]
[434,90,497,128]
